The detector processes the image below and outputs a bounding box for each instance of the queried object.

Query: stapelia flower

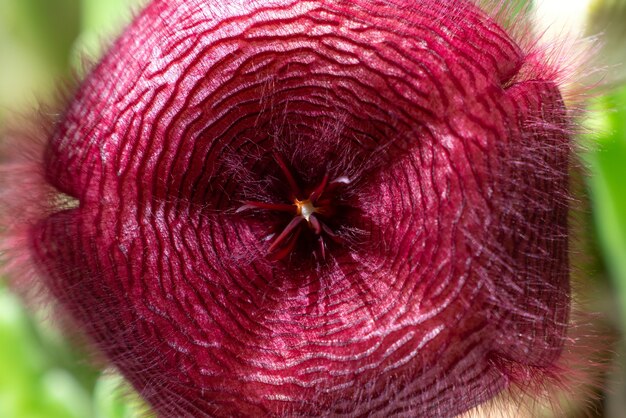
[1,0,575,416]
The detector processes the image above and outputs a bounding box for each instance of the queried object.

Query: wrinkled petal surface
[32,0,569,416]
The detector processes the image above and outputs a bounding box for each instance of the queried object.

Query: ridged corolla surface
[28,0,570,416]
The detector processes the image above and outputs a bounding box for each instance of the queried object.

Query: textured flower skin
[3,0,571,416]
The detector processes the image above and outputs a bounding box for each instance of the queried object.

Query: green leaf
[93,373,148,418]
[585,84,626,327]
[0,0,80,126]
[72,0,145,69]
[0,287,92,418]
[8,0,80,72]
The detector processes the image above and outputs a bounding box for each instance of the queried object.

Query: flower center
[237,153,349,261]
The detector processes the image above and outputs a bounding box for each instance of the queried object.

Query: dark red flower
[1,0,573,416]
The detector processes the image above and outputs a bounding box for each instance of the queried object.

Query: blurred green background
[0,0,625,417]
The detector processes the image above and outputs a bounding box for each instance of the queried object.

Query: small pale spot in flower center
[295,199,316,222]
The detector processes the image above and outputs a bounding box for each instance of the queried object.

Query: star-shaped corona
[237,153,351,260]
